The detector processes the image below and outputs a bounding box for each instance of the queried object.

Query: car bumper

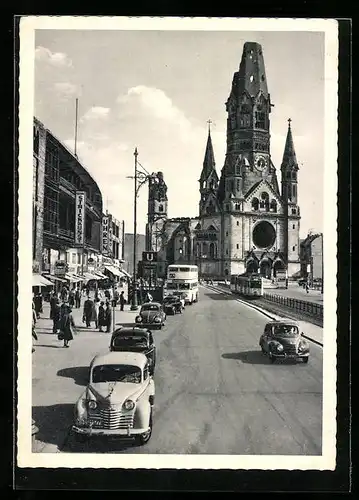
[272,352,309,358]
[72,425,150,437]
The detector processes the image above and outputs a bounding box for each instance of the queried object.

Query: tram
[230,273,264,298]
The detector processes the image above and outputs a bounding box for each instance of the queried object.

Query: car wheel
[302,357,309,364]
[137,411,153,445]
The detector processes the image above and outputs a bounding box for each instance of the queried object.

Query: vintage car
[72,351,155,444]
[110,326,156,375]
[162,295,183,315]
[135,302,166,329]
[259,320,310,363]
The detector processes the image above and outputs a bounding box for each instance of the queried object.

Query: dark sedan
[162,295,183,315]
[110,326,156,375]
[135,302,166,329]
[259,320,310,363]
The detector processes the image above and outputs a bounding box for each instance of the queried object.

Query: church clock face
[254,154,269,172]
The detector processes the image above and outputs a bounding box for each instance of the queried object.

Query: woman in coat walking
[104,301,112,333]
[58,306,75,348]
[83,297,94,328]
[98,301,105,332]
[52,298,61,334]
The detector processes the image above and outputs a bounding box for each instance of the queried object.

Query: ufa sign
[75,191,86,245]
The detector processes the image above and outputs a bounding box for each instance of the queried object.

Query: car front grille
[283,344,298,355]
[88,403,134,430]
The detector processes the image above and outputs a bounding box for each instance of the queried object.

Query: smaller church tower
[146,171,168,252]
[199,121,219,216]
[281,119,301,274]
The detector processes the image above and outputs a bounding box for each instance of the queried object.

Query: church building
[145,41,301,279]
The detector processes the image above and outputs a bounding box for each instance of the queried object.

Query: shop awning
[94,271,107,279]
[32,274,53,287]
[64,273,83,283]
[104,265,122,277]
[82,272,101,280]
[42,274,67,283]
[119,268,131,278]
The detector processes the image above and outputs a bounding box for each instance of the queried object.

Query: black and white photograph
[18,16,338,470]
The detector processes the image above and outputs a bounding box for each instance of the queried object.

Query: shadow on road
[35,344,63,349]
[32,403,73,451]
[205,293,236,301]
[57,366,89,386]
[222,350,270,364]
[63,433,141,453]
[222,351,302,365]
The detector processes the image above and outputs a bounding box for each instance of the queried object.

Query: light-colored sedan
[72,351,155,445]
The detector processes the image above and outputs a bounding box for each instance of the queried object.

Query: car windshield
[92,364,142,384]
[113,336,148,348]
[164,297,176,302]
[141,304,159,311]
[273,325,299,337]
[179,283,190,290]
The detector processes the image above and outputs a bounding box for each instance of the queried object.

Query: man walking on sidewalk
[119,291,126,311]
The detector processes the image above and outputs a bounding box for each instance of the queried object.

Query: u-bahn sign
[142,251,157,263]
[75,191,86,245]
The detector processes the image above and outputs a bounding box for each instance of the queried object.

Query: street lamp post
[131,148,139,311]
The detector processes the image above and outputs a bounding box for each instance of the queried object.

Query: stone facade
[145,42,301,279]
[32,119,47,272]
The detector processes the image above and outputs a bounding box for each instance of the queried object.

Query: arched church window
[235,203,240,210]
[252,197,259,210]
[286,171,291,179]
[236,179,240,191]
[288,185,292,200]
[158,204,164,212]
[202,181,206,189]
[209,243,215,259]
[196,243,200,257]
[293,185,297,198]
[210,180,214,190]
[260,192,269,210]
[202,242,208,256]
[292,171,296,179]
[270,199,277,212]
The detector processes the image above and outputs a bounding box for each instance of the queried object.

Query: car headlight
[123,399,135,411]
[154,317,161,322]
[274,343,284,352]
[88,400,97,410]
[136,316,142,322]
[298,341,309,352]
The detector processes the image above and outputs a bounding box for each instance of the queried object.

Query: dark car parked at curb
[162,295,183,315]
[110,326,156,375]
[259,320,310,364]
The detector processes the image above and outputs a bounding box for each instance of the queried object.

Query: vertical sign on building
[75,191,86,245]
[108,214,113,256]
[102,215,109,255]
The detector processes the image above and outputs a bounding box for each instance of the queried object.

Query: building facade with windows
[33,117,103,279]
[300,232,323,284]
[145,42,301,279]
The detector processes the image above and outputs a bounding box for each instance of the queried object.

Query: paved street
[32,286,323,455]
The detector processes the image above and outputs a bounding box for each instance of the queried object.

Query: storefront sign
[102,216,109,254]
[75,191,86,245]
[54,260,67,276]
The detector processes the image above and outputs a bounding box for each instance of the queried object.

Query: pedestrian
[33,290,43,319]
[32,302,37,353]
[68,288,75,307]
[52,298,61,334]
[98,301,105,332]
[60,285,69,302]
[119,291,126,311]
[305,283,309,294]
[83,296,94,328]
[58,306,76,348]
[145,292,153,303]
[49,290,57,319]
[74,287,81,308]
[105,301,112,333]
[93,298,100,329]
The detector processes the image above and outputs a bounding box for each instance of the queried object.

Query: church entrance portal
[273,259,285,277]
[246,260,258,273]
[259,260,271,279]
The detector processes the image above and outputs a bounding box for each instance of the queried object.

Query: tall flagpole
[74,98,79,158]
[131,148,139,310]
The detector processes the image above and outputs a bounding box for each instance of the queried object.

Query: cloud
[81,106,110,122]
[53,82,79,96]
[35,46,73,68]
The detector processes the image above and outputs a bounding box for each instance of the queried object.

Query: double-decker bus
[165,264,199,304]
[230,273,263,298]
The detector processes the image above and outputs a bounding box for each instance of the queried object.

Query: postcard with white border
[18,16,338,470]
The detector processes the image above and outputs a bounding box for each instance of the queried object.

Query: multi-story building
[145,41,302,279]
[101,211,125,263]
[124,233,146,277]
[300,232,323,284]
[33,117,103,281]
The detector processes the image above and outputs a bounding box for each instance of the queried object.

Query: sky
[34,28,325,238]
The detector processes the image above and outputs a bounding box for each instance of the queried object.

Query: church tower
[199,122,219,216]
[146,171,168,252]
[281,119,301,274]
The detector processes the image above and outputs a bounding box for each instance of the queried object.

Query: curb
[203,284,323,347]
